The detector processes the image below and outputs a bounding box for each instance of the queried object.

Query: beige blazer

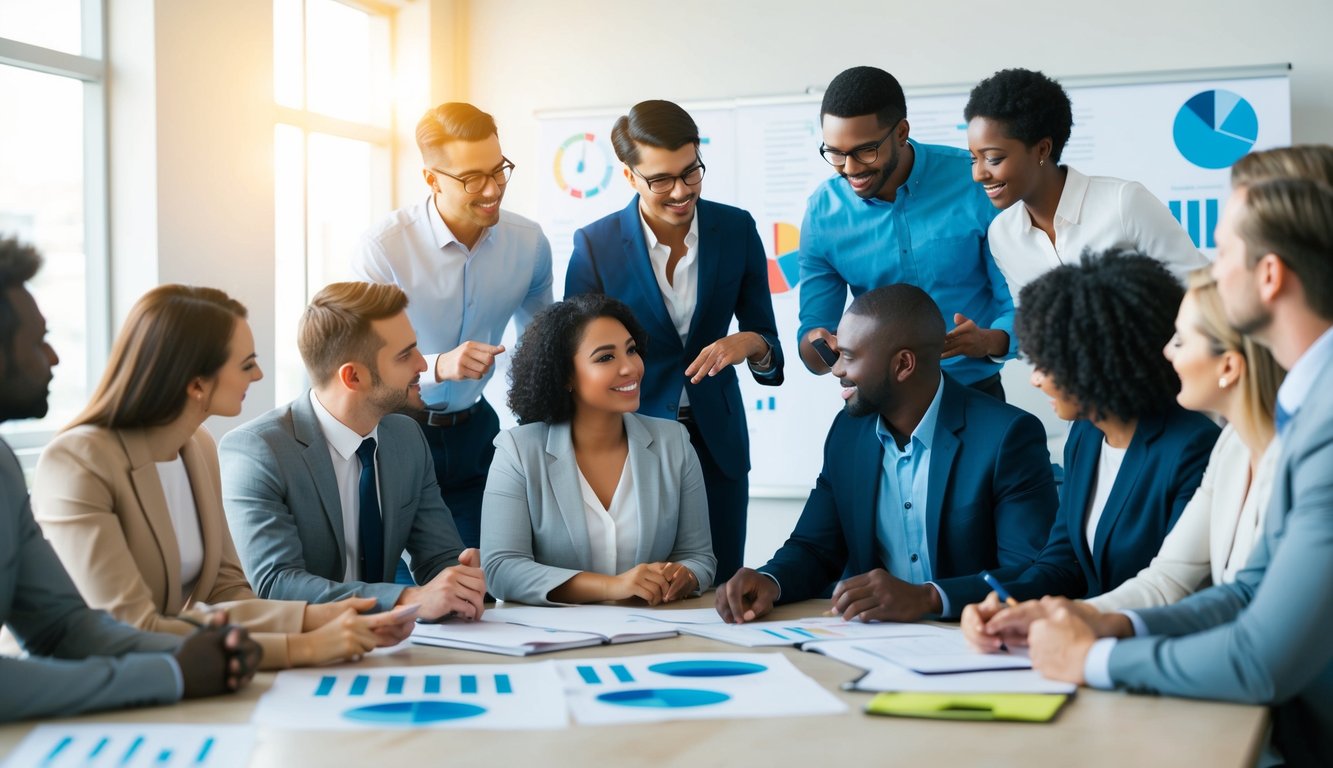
[30,424,304,668]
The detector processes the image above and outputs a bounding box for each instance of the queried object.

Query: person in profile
[715,284,1056,624]
[0,236,258,721]
[481,294,715,605]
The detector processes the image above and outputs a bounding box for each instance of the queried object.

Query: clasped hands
[961,593,1135,684]
[715,567,940,624]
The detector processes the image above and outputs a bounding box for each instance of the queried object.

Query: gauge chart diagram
[553,132,615,199]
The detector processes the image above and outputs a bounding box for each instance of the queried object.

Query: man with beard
[797,66,1015,401]
[715,284,1056,623]
[2,237,260,719]
[220,282,485,621]
[565,99,784,586]
[353,102,553,553]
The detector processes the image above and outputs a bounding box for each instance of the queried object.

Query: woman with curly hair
[964,68,1207,295]
[982,250,1220,603]
[480,294,715,605]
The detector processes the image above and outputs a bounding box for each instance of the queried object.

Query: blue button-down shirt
[354,195,553,412]
[798,139,1015,385]
[874,376,944,599]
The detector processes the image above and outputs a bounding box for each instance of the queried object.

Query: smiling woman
[480,294,717,606]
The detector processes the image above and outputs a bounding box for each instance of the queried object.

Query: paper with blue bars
[3,724,255,768]
[253,663,566,730]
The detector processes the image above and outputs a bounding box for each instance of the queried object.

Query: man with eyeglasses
[565,99,784,585]
[354,102,553,553]
[798,66,1015,402]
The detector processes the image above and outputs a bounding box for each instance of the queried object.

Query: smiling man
[220,282,484,622]
[565,100,783,585]
[353,102,553,554]
[797,66,1015,401]
[716,284,1055,624]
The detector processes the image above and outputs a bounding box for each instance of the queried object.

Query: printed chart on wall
[3,724,255,768]
[534,68,1290,494]
[252,663,568,730]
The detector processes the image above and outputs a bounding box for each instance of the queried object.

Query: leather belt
[416,400,483,428]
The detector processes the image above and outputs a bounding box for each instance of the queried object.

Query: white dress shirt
[308,391,381,581]
[641,208,700,407]
[156,455,203,602]
[577,459,639,577]
[353,195,554,412]
[988,166,1208,298]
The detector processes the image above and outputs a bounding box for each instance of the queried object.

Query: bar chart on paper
[3,724,255,768]
[252,664,568,730]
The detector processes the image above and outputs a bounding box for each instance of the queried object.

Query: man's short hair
[610,100,700,167]
[821,66,907,128]
[1231,145,1333,187]
[845,283,946,361]
[416,102,498,158]
[298,282,409,386]
[0,236,42,368]
[1238,178,1333,321]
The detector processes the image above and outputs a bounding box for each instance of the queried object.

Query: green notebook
[865,692,1069,722]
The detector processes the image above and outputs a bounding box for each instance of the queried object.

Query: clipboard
[865,692,1069,722]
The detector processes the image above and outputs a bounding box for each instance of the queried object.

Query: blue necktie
[1275,402,1294,436]
[355,438,385,582]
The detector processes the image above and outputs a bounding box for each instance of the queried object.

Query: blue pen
[979,571,1018,607]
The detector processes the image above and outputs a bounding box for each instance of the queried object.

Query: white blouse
[1088,425,1278,612]
[577,459,639,576]
[156,455,203,601]
[1085,439,1128,553]
[988,166,1208,298]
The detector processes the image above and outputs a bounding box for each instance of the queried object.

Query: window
[273,0,393,403]
[0,0,107,461]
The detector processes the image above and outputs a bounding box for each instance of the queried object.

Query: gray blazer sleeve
[1107,422,1333,705]
[2,455,182,721]
[219,426,406,610]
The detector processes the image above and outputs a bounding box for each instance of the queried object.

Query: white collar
[308,390,379,461]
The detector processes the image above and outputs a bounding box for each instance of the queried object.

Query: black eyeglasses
[632,160,706,195]
[819,120,901,167]
[430,158,516,194]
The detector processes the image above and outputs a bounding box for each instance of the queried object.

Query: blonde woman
[31,285,416,669]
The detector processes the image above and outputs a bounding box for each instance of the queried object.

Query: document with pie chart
[253,663,567,730]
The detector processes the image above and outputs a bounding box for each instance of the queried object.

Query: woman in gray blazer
[481,295,716,605]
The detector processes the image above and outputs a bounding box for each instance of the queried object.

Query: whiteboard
[522,66,1291,496]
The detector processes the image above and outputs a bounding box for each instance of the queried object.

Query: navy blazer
[758,376,1058,616]
[564,197,783,480]
[1007,404,1221,601]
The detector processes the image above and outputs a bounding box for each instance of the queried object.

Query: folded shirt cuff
[1083,637,1118,690]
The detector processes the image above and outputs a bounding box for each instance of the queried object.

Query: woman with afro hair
[479,294,715,605]
[964,68,1207,296]
[972,249,1219,605]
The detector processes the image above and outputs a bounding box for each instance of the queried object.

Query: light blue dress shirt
[873,376,948,615]
[797,139,1015,385]
[1084,326,1333,688]
[353,195,553,412]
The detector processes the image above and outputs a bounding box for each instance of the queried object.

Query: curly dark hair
[964,68,1073,163]
[1016,248,1183,422]
[507,294,648,424]
[821,66,906,127]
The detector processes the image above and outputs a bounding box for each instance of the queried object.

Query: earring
[1219,376,1230,389]
[1039,158,1045,167]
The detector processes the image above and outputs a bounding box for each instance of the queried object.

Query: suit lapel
[925,381,964,567]
[546,422,594,566]
[179,431,221,605]
[625,415,658,564]
[851,417,882,570]
[683,201,719,353]
[293,394,348,573]
[1065,424,1100,580]
[1089,415,1159,581]
[119,430,183,612]
[620,197,684,349]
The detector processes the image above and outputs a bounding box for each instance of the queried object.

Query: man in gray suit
[1009,177,1333,768]
[1,237,258,721]
[221,281,485,621]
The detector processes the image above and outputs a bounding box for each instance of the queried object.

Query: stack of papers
[488,604,679,644]
[411,617,604,656]
[808,636,1076,694]
[675,616,955,648]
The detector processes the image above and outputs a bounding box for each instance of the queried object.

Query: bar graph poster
[535,69,1289,494]
[252,663,567,730]
[558,652,845,725]
[4,724,255,768]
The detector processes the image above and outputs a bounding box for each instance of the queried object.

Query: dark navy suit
[758,376,1058,616]
[565,197,783,584]
[1007,404,1220,601]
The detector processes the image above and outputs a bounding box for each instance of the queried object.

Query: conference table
[0,598,1268,767]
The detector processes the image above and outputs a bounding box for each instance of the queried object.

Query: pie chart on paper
[1172,89,1258,170]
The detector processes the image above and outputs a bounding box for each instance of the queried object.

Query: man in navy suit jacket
[716,284,1056,622]
[565,100,783,585]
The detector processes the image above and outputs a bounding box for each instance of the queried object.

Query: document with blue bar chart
[3,724,254,768]
[251,663,567,730]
